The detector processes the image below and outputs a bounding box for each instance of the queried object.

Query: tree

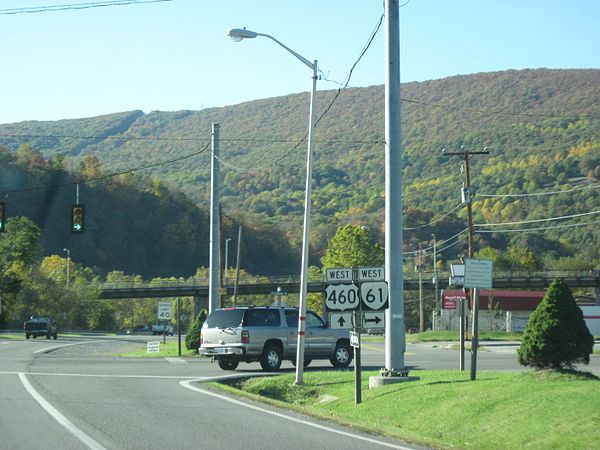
[186,309,208,352]
[518,278,594,370]
[321,225,384,269]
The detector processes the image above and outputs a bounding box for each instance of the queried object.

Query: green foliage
[186,309,207,352]
[518,278,594,370]
[321,225,384,269]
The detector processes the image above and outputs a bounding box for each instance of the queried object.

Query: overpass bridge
[98,270,600,302]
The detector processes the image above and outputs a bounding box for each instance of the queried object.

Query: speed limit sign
[324,283,360,311]
[157,302,172,320]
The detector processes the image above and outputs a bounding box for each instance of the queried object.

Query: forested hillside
[1,68,599,271]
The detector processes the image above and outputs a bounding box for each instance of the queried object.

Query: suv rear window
[204,309,245,328]
[244,309,281,327]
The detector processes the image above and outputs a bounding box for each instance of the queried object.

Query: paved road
[0,335,426,450]
[2,335,598,449]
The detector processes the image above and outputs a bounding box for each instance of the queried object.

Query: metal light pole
[228,28,318,385]
[383,0,405,375]
[62,248,70,288]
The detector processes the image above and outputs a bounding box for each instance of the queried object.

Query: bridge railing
[95,270,598,290]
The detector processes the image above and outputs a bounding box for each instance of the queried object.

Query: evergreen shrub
[518,278,594,370]
[185,309,208,352]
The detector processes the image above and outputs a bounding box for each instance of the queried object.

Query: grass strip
[211,369,600,450]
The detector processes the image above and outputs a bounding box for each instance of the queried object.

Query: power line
[474,209,600,227]
[0,0,172,14]
[476,181,600,198]
[476,218,600,233]
[400,96,600,121]
[1,142,210,195]
[404,203,463,230]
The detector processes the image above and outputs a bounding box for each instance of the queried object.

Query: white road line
[18,372,106,450]
[179,379,415,450]
[1,371,208,379]
[34,341,97,354]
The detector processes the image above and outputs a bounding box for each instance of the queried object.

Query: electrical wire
[476,218,600,233]
[403,228,468,255]
[0,0,172,14]
[474,209,600,227]
[400,96,600,121]
[1,142,210,195]
[476,181,600,198]
[404,203,463,230]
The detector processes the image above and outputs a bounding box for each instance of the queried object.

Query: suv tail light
[199,331,203,346]
[241,330,250,344]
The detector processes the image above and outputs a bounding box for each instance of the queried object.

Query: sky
[0,0,598,125]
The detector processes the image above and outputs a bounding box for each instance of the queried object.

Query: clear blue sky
[1,0,598,124]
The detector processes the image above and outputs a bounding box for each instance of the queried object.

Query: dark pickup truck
[24,316,58,340]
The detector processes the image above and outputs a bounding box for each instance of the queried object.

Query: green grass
[214,369,600,449]
[362,330,523,344]
[113,341,197,357]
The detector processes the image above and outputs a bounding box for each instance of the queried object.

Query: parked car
[199,306,352,372]
[126,324,152,335]
[151,321,174,336]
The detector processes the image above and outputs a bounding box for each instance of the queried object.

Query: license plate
[217,348,228,354]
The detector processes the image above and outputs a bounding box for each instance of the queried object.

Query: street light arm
[256,32,315,70]
[228,28,315,70]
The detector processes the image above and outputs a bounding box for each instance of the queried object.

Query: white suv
[199,306,353,371]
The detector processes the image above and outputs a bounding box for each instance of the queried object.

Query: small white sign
[357,267,384,281]
[147,341,160,353]
[325,268,353,283]
[464,258,493,289]
[158,302,172,320]
[350,331,360,348]
[329,312,353,329]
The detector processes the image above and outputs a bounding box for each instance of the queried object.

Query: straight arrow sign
[329,312,353,329]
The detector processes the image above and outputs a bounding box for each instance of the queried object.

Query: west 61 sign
[324,267,389,312]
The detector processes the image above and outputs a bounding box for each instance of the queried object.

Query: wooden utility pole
[443,146,489,379]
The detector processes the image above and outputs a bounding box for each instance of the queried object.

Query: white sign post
[463,258,493,381]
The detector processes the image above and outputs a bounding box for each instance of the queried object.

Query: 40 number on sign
[325,284,359,311]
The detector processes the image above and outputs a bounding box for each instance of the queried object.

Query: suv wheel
[330,341,353,368]
[218,359,239,371]
[260,344,282,371]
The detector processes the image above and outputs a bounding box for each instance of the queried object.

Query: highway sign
[325,283,360,311]
[360,281,389,310]
[362,311,385,329]
[357,266,384,281]
[157,302,172,320]
[464,258,493,289]
[325,268,353,283]
[329,312,353,329]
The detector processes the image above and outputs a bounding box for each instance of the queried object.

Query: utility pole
[443,146,489,380]
[432,234,439,330]
[417,242,424,333]
[209,123,221,315]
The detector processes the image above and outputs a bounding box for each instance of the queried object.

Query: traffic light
[0,202,5,232]
[71,204,84,234]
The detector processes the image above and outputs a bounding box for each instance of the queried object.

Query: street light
[62,248,70,288]
[228,28,317,385]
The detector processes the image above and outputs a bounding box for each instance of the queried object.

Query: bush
[185,309,207,352]
[518,278,594,370]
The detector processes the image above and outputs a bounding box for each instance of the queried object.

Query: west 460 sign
[325,281,389,312]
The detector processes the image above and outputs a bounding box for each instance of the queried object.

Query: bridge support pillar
[194,295,208,319]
